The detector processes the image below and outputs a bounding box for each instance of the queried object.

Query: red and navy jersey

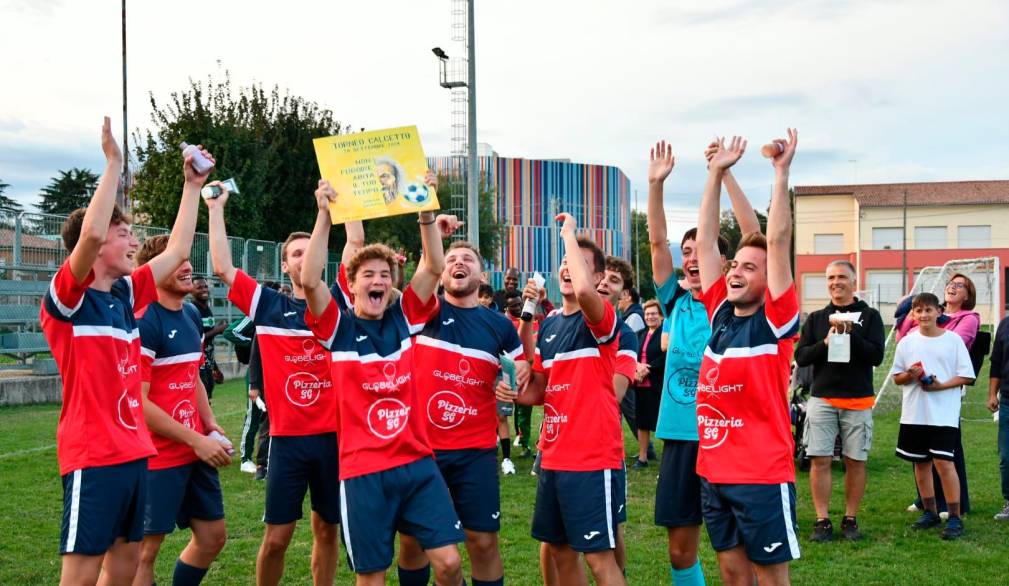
[615,321,639,383]
[41,261,159,475]
[414,301,524,450]
[228,270,337,436]
[696,278,800,484]
[137,301,206,470]
[307,286,439,480]
[532,302,623,471]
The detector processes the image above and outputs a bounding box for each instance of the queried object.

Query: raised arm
[557,213,604,323]
[408,171,444,302]
[303,180,336,318]
[68,117,123,283]
[342,220,364,266]
[206,186,237,285]
[146,146,215,284]
[698,137,746,292]
[703,140,761,237]
[647,140,676,287]
[766,128,798,298]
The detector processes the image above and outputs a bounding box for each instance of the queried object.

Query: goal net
[873,257,1002,423]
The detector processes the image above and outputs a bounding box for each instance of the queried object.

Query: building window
[813,234,844,254]
[871,227,902,250]
[866,270,905,305]
[802,274,828,300]
[958,225,991,248]
[914,226,947,249]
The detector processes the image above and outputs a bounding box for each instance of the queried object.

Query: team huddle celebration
[30,110,1007,586]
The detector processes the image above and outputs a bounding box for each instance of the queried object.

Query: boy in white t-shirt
[891,292,975,540]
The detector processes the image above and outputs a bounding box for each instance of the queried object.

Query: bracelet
[418,218,436,225]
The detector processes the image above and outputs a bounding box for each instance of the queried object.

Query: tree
[630,209,656,301]
[719,208,767,256]
[36,168,99,215]
[0,179,23,214]
[132,73,344,242]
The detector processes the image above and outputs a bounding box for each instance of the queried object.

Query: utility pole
[901,189,908,291]
[465,0,479,248]
[120,0,129,210]
[633,190,640,289]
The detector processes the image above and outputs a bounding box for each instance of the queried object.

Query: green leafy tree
[629,209,656,301]
[0,179,23,213]
[36,168,99,215]
[719,208,768,256]
[132,74,344,242]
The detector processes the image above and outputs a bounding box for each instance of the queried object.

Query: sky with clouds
[2,0,1007,237]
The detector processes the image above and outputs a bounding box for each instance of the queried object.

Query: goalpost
[873,257,1002,422]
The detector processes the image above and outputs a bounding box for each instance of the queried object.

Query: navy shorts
[896,423,958,462]
[60,458,147,555]
[655,440,703,527]
[341,457,464,574]
[265,433,340,525]
[700,479,800,565]
[531,468,623,553]
[434,448,501,532]
[144,461,224,535]
[614,463,627,524]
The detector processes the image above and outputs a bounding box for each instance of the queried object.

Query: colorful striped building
[428,147,631,279]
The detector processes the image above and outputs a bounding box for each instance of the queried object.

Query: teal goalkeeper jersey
[654,278,711,441]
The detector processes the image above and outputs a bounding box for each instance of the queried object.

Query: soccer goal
[873,257,1002,421]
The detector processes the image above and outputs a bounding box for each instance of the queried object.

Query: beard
[444,278,480,298]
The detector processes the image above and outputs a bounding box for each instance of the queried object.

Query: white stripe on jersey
[780,483,801,560]
[593,316,618,345]
[256,325,313,338]
[542,347,600,369]
[399,302,427,335]
[72,325,140,343]
[708,297,729,327]
[617,349,637,360]
[141,347,156,359]
[603,469,615,548]
[48,278,86,318]
[505,345,526,360]
[249,284,263,320]
[702,343,778,364]
[415,335,499,365]
[65,469,82,552]
[340,481,357,570]
[124,274,136,309]
[767,312,800,340]
[151,352,204,366]
[330,338,412,364]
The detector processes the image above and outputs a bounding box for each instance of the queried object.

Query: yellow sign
[313,125,440,224]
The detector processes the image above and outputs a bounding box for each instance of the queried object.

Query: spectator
[794,260,885,542]
[988,314,1009,520]
[191,276,226,400]
[890,292,975,540]
[618,287,645,334]
[632,300,666,468]
[897,273,981,516]
[478,283,496,309]
[493,267,521,312]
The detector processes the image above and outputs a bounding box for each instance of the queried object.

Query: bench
[0,332,50,360]
[0,305,39,324]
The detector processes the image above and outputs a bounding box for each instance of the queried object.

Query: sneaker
[519,447,533,459]
[501,458,516,475]
[906,502,922,512]
[841,516,863,541]
[912,510,941,530]
[939,511,949,521]
[993,500,1009,521]
[631,459,648,469]
[240,460,257,474]
[254,466,267,481]
[810,518,833,542]
[513,436,522,447]
[941,517,964,540]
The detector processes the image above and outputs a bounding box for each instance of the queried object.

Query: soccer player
[399,235,531,586]
[190,276,225,400]
[694,131,800,586]
[206,186,341,585]
[302,180,465,586]
[134,234,230,586]
[646,139,747,586]
[41,117,209,586]
[503,213,626,586]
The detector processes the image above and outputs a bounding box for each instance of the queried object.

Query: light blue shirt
[654,278,710,441]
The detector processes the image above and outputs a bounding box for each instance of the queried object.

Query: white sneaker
[501,458,516,475]
[939,511,949,521]
[906,502,921,512]
[513,436,522,447]
[240,460,257,474]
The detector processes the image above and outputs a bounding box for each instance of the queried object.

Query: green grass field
[1,371,1005,584]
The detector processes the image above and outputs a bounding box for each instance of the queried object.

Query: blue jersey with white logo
[654,279,710,441]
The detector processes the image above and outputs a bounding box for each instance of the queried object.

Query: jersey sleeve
[138,311,161,384]
[764,283,800,340]
[584,300,618,344]
[890,337,910,377]
[616,324,639,382]
[43,260,95,321]
[305,297,342,350]
[331,264,354,311]
[228,269,267,320]
[662,315,672,335]
[400,285,440,335]
[655,277,686,319]
[700,277,729,322]
[185,304,207,365]
[126,263,158,313]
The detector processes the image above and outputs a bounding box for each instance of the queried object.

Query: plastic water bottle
[521,272,546,322]
[208,430,234,455]
[180,142,214,174]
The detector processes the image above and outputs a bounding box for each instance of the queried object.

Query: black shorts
[634,386,661,431]
[144,461,224,535]
[265,433,340,525]
[434,448,501,532]
[60,459,147,555]
[655,440,702,527]
[895,423,958,462]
